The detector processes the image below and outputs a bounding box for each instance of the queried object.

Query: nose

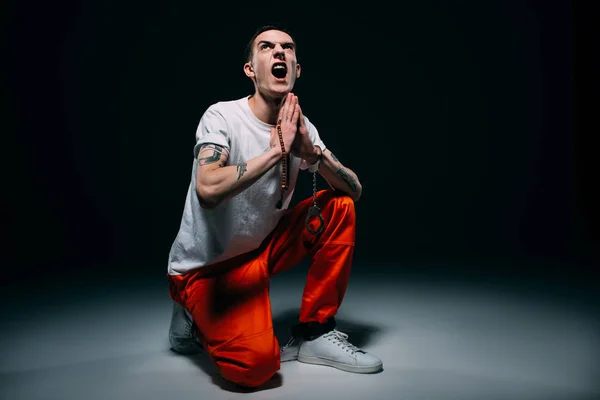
[273,44,285,60]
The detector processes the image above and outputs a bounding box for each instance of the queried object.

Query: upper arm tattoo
[198,144,229,166]
[330,152,340,163]
[336,168,359,192]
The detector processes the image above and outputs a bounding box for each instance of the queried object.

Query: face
[244,29,301,99]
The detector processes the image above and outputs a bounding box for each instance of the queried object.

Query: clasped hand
[270,93,316,160]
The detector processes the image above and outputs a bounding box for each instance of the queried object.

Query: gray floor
[1,265,598,400]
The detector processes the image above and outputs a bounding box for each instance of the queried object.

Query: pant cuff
[291,316,336,340]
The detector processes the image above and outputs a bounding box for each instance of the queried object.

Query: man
[167,25,382,388]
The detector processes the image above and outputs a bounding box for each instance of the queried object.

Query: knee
[216,336,280,388]
[326,191,356,221]
[333,192,355,209]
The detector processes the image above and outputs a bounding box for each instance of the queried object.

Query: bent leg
[262,189,356,324]
[168,257,279,388]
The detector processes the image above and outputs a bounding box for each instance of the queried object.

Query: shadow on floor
[272,308,383,349]
[171,308,383,392]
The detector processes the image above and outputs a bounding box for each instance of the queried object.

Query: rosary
[275,119,324,235]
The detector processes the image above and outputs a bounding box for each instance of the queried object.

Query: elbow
[350,186,362,202]
[341,182,362,202]
[351,180,363,202]
[196,184,220,210]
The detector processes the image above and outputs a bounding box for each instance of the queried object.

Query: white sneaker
[168,301,203,354]
[297,329,383,374]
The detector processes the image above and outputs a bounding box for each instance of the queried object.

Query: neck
[248,91,285,125]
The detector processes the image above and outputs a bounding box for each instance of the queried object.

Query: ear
[244,62,255,79]
[296,63,301,79]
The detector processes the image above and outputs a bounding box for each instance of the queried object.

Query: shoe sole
[297,354,383,374]
[280,353,298,362]
[170,343,203,355]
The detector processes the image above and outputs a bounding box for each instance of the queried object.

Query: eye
[283,44,294,50]
[260,43,270,50]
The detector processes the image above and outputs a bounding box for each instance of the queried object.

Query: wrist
[269,145,283,158]
[307,146,322,173]
[306,145,322,165]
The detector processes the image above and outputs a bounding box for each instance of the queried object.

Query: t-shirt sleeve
[193,105,231,159]
[299,115,327,170]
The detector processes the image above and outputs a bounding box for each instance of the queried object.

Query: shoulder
[198,99,233,122]
[203,101,227,117]
[200,98,247,123]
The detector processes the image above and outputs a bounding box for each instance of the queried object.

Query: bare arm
[292,103,361,201]
[195,143,282,209]
[314,148,362,202]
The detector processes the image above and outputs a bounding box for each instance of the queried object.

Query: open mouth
[271,62,287,79]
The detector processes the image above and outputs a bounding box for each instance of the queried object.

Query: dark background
[5,1,598,289]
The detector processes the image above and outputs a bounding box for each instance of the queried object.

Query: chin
[265,86,292,100]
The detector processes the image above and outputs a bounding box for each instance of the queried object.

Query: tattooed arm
[195,143,282,209]
[314,148,363,201]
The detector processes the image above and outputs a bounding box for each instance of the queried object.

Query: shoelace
[325,330,363,354]
[280,336,297,353]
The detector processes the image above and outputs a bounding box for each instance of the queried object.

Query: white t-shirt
[167,96,327,275]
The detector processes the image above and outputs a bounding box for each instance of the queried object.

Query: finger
[297,104,305,127]
[277,103,284,125]
[286,94,295,122]
[286,93,292,118]
[292,95,299,120]
[291,104,301,125]
[280,93,290,123]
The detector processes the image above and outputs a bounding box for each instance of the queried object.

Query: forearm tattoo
[198,144,229,166]
[336,168,359,192]
[236,163,247,180]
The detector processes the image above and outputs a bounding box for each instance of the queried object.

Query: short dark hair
[244,24,296,63]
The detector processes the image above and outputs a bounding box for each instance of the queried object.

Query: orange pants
[168,190,356,387]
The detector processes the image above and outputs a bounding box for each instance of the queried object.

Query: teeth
[274,65,285,69]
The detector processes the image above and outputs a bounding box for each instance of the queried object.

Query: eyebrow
[257,40,296,49]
